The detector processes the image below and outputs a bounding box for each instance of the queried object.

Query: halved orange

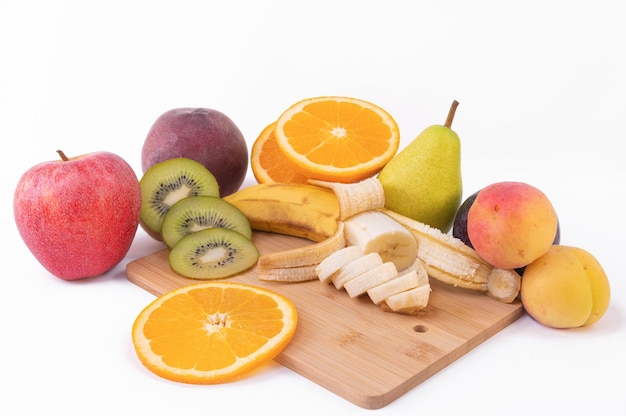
[250,122,310,184]
[132,281,298,384]
[274,96,400,183]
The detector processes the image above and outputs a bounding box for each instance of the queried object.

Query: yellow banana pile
[224,176,521,315]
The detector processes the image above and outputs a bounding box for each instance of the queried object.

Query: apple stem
[56,150,69,161]
[444,100,460,128]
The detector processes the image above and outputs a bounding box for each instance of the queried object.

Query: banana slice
[344,261,398,298]
[331,252,384,290]
[486,268,521,303]
[315,245,365,284]
[381,284,431,315]
[367,269,421,305]
[344,210,417,271]
[398,257,430,287]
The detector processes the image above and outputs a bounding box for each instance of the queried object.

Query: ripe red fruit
[14,150,142,280]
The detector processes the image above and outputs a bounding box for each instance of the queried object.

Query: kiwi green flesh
[139,158,220,237]
[168,227,259,279]
[161,195,252,249]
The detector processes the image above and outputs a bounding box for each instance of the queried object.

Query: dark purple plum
[452,190,479,248]
[141,108,248,197]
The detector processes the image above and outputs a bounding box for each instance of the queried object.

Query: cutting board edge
[275,303,522,410]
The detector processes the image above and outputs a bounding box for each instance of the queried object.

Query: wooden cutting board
[126,231,522,409]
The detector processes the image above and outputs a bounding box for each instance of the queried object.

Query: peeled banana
[308,198,431,314]
[222,175,519,317]
[343,210,417,271]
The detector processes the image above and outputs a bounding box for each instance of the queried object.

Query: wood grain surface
[126,231,522,409]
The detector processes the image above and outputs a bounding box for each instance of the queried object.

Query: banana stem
[444,100,460,128]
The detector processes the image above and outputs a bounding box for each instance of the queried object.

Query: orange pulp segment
[250,122,310,184]
[274,96,400,183]
[132,281,298,384]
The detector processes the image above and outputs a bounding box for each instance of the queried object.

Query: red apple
[14,150,142,280]
[141,108,248,197]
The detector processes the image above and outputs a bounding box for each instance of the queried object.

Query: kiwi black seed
[168,227,259,279]
[161,195,252,249]
[139,157,220,239]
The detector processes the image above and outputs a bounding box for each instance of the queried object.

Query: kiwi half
[139,157,219,239]
[161,195,252,249]
[168,227,259,279]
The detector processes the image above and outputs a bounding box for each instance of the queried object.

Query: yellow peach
[467,181,558,269]
[520,245,610,328]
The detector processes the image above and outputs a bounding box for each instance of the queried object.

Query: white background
[1,1,624,414]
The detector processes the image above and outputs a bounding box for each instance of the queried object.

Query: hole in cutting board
[413,324,428,333]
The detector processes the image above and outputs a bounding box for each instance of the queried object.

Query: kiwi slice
[140,157,219,239]
[168,227,259,279]
[161,195,252,249]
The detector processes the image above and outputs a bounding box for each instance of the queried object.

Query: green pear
[377,100,462,233]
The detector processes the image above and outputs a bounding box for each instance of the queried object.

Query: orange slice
[132,281,298,384]
[274,96,400,183]
[250,122,310,184]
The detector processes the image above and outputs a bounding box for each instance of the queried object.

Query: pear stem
[444,100,460,128]
[56,150,70,161]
